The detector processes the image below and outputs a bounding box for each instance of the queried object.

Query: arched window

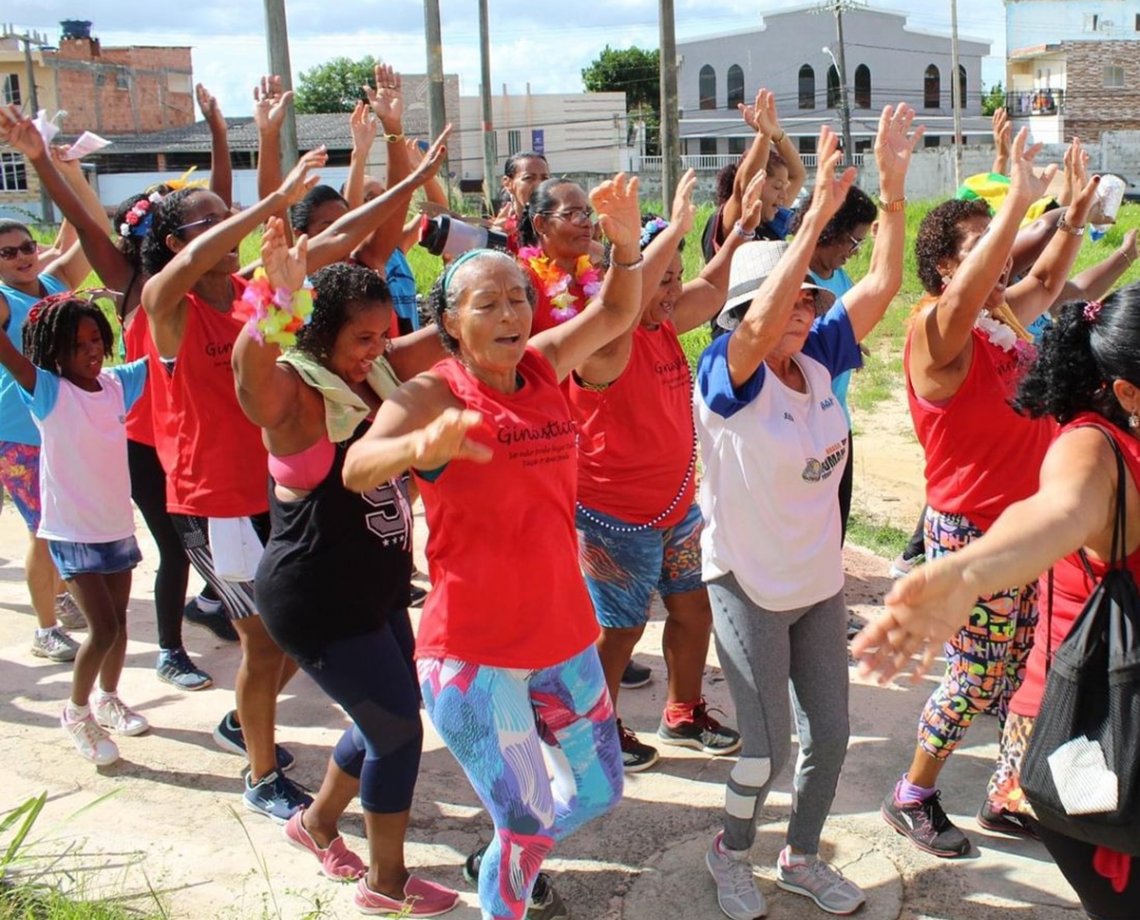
[854,64,871,108]
[727,64,745,109]
[798,64,816,109]
[924,64,940,108]
[958,64,968,108]
[699,65,717,110]
[827,64,841,108]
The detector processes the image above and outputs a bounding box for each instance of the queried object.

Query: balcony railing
[637,151,864,172]
[1006,88,1065,116]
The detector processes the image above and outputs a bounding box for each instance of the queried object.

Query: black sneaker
[156,647,213,691]
[656,700,742,756]
[618,720,659,772]
[243,768,312,822]
[184,598,239,642]
[977,800,1038,839]
[620,660,652,690]
[409,584,428,607]
[463,843,565,917]
[213,710,296,773]
[882,791,971,857]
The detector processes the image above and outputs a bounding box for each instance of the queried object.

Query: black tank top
[254,423,413,662]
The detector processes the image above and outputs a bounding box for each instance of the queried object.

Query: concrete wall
[1006,0,1140,51]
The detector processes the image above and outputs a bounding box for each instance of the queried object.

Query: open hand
[874,103,923,199]
[413,408,492,469]
[349,101,378,154]
[738,170,766,235]
[669,168,698,236]
[196,83,225,132]
[278,146,327,206]
[808,127,858,225]
[0,104,46,160]
[991,107,1011,161]
[589,172,641,249]
[410,125,451,184]
[253,75,293,135]
[261,216,308,293]
[364,63,403,134]
[1008,127,1056,205]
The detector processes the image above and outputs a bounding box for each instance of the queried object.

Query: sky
[23,0,1011,122]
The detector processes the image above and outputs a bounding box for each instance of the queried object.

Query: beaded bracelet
[733,221,756,241]
[232,269,314,347]
[611,253,645,269]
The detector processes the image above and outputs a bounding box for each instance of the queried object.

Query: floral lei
[518,245,602,323]
[119,191,162,239]
[976,309,1036,366]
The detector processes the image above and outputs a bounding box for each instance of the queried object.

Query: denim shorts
[48,536,142,579]
[576,501,704,629]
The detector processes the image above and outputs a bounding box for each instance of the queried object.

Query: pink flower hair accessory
[1083,300,1104,325]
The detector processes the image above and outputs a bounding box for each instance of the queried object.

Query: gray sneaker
[54,592,86,630]
[706,832,766,919]
[31,627,80,662]
[776,853,865,915]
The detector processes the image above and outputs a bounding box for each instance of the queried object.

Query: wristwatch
[1057,214,1086,237]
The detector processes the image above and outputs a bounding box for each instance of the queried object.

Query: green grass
[845,511,912,559]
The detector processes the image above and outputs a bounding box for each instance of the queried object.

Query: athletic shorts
[0,441,41,532]
[576,501,704,629]
[49,536,142,579]
[170,512,270,621]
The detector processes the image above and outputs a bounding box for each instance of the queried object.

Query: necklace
[975,308,1037,365]
[518,246,602,323]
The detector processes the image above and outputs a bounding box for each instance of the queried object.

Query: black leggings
[838,429,854,546]
[127,439,217,650]
[1035,823,1138,919]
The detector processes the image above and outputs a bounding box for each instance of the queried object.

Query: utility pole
[477,0,496,215]
[949,0,963,188]
[423,0,451,202]
[3,27,55,223]
[659,0,681,207]
[263,0,299,172]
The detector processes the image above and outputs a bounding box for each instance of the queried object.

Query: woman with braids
[342,172,642,920]
[0,293,149,764]
[233,221,456,916]
[881,129,1099,858]
[855,283,1140,919]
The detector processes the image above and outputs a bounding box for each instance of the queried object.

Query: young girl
[0,293,149,765]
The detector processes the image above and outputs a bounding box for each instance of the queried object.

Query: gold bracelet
[383,132,405,144]
[1057,214,1086,237]
[877,197,906,213]
[611,254,644,269]
[772,131,786,144]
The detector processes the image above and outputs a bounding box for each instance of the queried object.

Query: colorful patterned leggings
[917,508,1038,761]
[418,645,623,920]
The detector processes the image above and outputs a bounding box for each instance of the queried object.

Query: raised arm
[197,84,233,208]
[1054,229,1137,310]
[639,169,698,310]
[532,173,643,380]
[725,128,855,388]
[232,217,306,429]
[0,320,36,394]
[756,90,806,202]
[720,88,774,235]
[839,103,923,342]
[344,101,378,210]
[990,107,1011,176]
[254,75,293,209]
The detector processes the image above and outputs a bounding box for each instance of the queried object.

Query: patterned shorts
[576,502,704,629]
[0,441,41,532]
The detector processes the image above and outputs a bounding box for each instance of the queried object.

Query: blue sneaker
[156,647,213,691]
[243,769,311,822]
[213,711,295,772]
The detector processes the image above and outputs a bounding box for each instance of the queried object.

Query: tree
[295,55,379,114]
[981,81,1006,117]
[582,45,661,155]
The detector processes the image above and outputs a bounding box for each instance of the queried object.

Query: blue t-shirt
[386,250,420,331]
[697,300,863,419]
[0,274,67,445]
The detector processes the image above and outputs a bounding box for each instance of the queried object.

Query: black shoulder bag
[1020,429,1140,855]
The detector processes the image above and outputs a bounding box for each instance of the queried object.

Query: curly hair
[23,295,114,376]
[1015,283,1140,428]
[140,187,200,277]
[789,186,877,247]
[914,198,991,295]
[296,262,391,362]
[291,185,348,235]
[427,250,535,354]
[519,177,582,247]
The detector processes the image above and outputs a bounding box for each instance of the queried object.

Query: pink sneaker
[354,875,459,917]
[283,808,365,880]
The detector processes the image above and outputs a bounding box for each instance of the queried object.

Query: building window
[728,136,747,156]
[699,65,717,110]
[700,137,719,156]
[727,65,744,109]
[799,135,817,155]
[0,152,28,191]
[798,65,815,109]
[854,64,871,108]
[924,134,940,148]
[1,73,19,106]
[1104,65,1125,88]
[115,70,130,91]
[507,129,521,156]
[958,65,968,108]
[826,65,841,108]
[924,64,941,108]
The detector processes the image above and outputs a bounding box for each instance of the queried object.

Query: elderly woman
[854,283,1140,920]
[233,222,455,916]
[343,175,642,920]
[883,130,1098,859]
[698,110,920,920]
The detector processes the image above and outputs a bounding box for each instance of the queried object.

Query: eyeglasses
[543,207,593,225]
[0,239,38,261]
[175,214,225,235]
[846,233,866,254]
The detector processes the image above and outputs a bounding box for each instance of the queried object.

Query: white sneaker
[31,627,79,662]
[776,850,865,915]
[92,694,149,736]
[706,831,766,919]
[62,711,119,765]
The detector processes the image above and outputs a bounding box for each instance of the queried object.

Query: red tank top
[906,325,1056,529]
[520,260,589,336]
[414,347,598,668]
[147,277,269,517]
[1011,415,1140,718]
[570,322,695,527]
[124,310,156,446]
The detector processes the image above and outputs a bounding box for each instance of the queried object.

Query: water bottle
[1089,174,1126,242]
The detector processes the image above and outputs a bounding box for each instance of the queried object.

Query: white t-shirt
[695,303,861,611]
[20,360,147,543]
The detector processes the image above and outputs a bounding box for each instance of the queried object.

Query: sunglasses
[175,214,225,235]
[543,207,593,225]
[0,239,38,261]
[846,233,866,254]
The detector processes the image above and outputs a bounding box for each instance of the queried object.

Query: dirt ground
[0,384,1080,920]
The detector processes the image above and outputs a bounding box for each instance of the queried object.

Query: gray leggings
[709,574,850,854]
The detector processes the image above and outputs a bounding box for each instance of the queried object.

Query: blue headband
[441,248,499,297]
